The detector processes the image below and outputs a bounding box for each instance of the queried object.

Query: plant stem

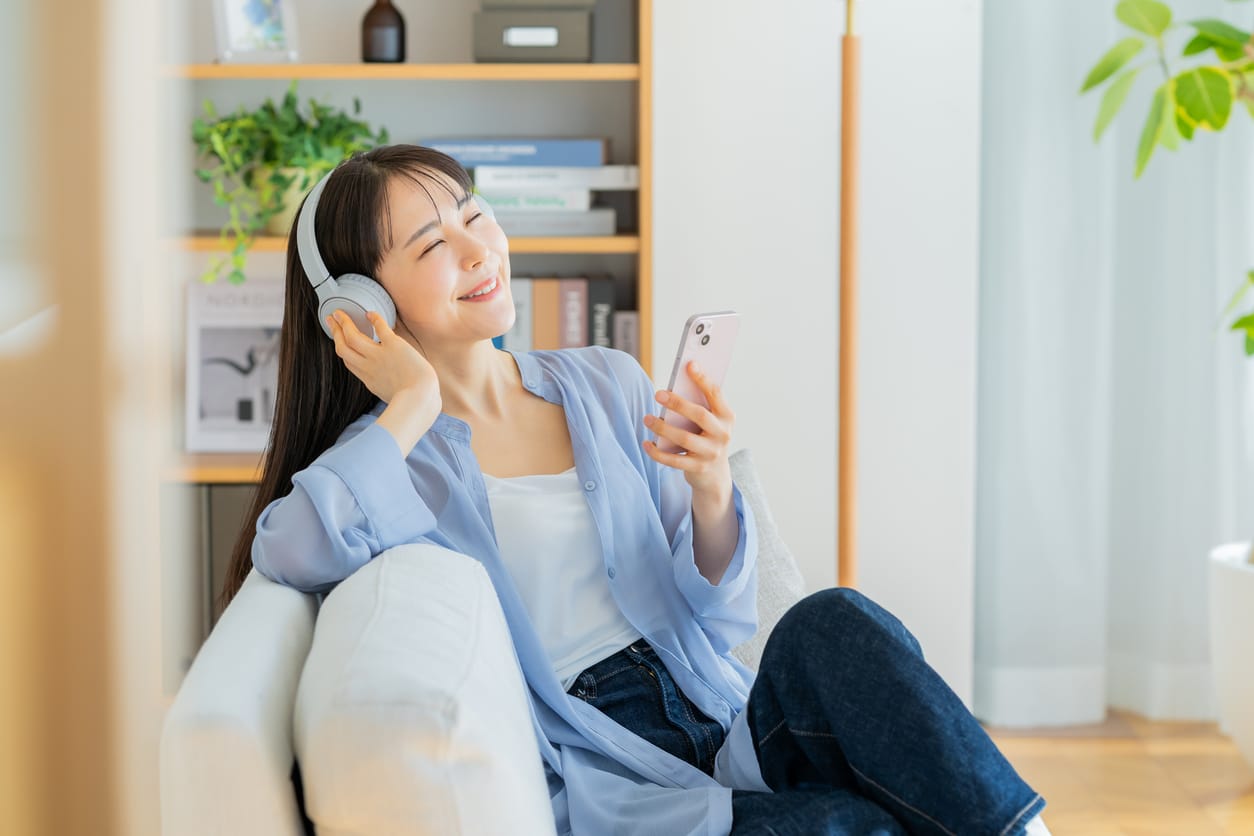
[1155,36,1171,79]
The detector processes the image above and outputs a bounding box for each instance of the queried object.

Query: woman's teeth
[461,277,498,299]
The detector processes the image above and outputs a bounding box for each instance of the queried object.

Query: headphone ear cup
[317,273,397,341]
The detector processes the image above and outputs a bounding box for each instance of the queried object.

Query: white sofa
[1208,542,1254,769]
[160,448,806,835]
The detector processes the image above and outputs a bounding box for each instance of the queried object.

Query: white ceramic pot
[258,166,312,237]
[1209,541,1254,767]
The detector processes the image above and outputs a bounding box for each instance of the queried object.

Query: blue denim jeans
[567,588,1046,835]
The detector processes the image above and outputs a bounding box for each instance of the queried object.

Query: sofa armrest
[294,544,556,836]
[161,568,318,836]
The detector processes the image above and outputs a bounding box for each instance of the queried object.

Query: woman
[223,145,1049,835]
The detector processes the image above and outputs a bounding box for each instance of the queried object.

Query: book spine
[494,208,616,237]
[473,165,639,191]
[423,138,607,167]
[585,277,615,348]
[476,189,593,212]
[531,279,562,351]
[612,310,640,361]
[559,279,588,348]
[501,276,532,351]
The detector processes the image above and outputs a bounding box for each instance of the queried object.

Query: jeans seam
[669,674,716,767]
[758,719,788,748]
[639,658,704,769]
[848,761,959,836]
[998,793,1043,836]
[590,660,639,685]
[790,730,840,740]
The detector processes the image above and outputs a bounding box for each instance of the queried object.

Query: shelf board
[167,453,264,484]
[181,234,640,255]
[171,63,639,81]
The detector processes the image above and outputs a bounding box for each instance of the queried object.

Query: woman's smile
[458,275,503,302]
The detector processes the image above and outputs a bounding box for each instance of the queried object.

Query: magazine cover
[185,278,285,452]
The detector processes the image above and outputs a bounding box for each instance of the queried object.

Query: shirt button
[584,480,596,491]
[607,567,616,580]
[525,378,536,388]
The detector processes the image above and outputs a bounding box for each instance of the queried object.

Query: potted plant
[191,79,390,284]
[1081,0,1254,766]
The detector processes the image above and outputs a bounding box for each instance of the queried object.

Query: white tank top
[482,466,642,690]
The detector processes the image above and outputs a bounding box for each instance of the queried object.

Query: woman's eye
[420,240,444,257]
[467,212,483,223]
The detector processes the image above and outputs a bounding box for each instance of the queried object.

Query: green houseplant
[1081,0,1254,353]
[192,80,390,284]
[1084,3,1254,743]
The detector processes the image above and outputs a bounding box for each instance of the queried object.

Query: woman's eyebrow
[402,193,474,250]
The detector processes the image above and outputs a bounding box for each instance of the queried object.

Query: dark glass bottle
[362,0,406,63]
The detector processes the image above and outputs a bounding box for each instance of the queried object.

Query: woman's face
[375,171,513,348]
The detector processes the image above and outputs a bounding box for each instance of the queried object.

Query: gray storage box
[473,11,591,63]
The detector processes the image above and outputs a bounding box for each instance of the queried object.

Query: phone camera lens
[695,323,705,335]
[701,334,710,345]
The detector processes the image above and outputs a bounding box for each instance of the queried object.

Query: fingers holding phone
[643,312,740,494]
[644,361,735,456]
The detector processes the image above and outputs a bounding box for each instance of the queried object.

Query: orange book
[531,278,561,350]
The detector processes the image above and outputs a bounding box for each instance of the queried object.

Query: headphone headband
[296,169,335,293]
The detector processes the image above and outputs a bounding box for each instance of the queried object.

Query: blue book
[422,138,607,168]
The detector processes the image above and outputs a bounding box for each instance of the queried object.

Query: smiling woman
[213,143,1050,836]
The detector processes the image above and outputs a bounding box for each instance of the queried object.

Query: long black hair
[220,145,473,608]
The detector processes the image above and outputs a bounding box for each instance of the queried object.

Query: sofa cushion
[292,544,556,836]
[729,447,807,670]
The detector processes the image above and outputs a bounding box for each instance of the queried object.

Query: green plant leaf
[1136,84,1169,177]
[1176,108,1196,139]
[1117,0,1172,37]
[1220,271,1254,320]
[1175,66,1235,130]
[1188,18,1251,48]
[1160,83,1183,149]
[1231,312,1254,331]
[1183,33,1214,55]
[1095,68,1141,140]
[1082,38,1145,92]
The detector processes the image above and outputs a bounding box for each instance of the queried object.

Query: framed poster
[212,0,300,64]
[185,278,285,453]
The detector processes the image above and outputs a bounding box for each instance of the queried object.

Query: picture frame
[212,0,300,64]
[185,278,285,453]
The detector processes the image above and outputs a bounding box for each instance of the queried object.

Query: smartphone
[655,311,740,454]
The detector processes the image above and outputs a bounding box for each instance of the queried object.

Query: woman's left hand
[642,361,735,498]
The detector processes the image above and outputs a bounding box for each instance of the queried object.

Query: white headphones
[296,168,494,341]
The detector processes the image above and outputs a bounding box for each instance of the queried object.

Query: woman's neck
[420,340,522,423]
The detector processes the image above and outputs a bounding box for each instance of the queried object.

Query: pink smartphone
[656,311,740,454]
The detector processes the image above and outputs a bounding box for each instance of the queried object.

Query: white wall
[653,0,983,701]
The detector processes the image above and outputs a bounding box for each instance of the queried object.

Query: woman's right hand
[326,309,442,451]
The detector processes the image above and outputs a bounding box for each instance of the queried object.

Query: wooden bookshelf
[172,63,639,82]
[181,234,641,255]
[167,453,264,485]
[172,1,653,487]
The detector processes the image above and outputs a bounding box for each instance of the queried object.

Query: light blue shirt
[252,346,762,835]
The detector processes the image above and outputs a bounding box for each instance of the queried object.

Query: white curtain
[975,0,1254,726]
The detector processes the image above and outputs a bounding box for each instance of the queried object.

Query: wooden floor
[987,711,1254,835]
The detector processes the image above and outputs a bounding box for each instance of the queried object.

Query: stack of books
[423,137,639,237]
[493,276,640,361]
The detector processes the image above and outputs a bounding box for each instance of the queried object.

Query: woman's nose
[460,241,493,273]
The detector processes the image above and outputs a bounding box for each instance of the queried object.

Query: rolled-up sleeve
[599,346,760,653]
[252,422,438,593]
[661,469,759,653]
